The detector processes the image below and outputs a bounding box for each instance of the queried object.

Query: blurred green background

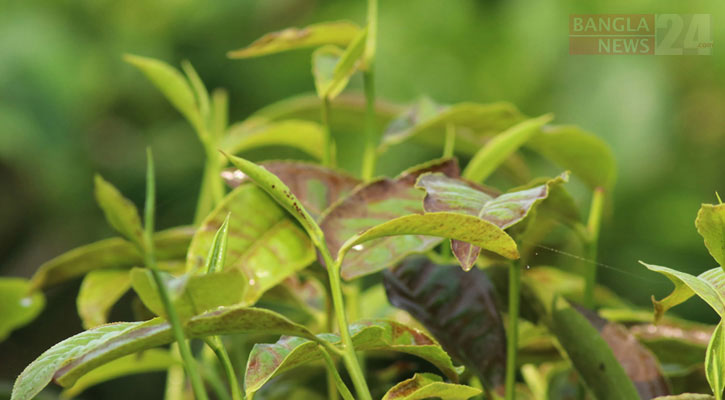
[1,0,724,396]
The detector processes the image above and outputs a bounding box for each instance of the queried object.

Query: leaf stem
[361,0,378,181]
[505,261,521,400]
[194,147,225,225]
[321,96,335,167]
[319,345,355,400]
[205,337,242,400]
[443,123,455,158]
[583,187,605,308]
[145,149,209,400]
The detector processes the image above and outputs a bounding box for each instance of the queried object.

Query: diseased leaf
[93,175,145,249]
[383,257,507,391]
[221,120,327,160]
[186,183,315,304]
[416,172,566,270]
[707,321,725,400]
[77,270,132,329]
[30,226,193,290]
[245,319,463,396]
[11,305,315,400]
[382,373,481,400]
[312,28,367,100]
[697,203,725,268]
[228,21,361,58]
[319,158,461,279]
[576,306,670,398]
[0,278,45,342]
[124,54,203,135]
[527,125,616,189]
[60,349,177,398]
[222,161,361,220]
[130,268,247,322]
[640,262,725,322]
[462,114,553,183]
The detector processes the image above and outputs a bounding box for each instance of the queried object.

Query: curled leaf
[696,203,725,268]
[312,28,367,100]
[706,321,725,400]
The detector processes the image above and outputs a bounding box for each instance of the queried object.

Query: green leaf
[525,266,630,309]
[462,114,553,183]
[228,21,361,58]
[654,395,716,400]
[0,278,45,342]
[245,319,463,396]
[123,54,204,136]
[77,270,132,329]
[30,226,193,290]
[221,119,327,160]
[60,349,178,398]
[180,60,210,125]
[319,158,461,280]
[130,268,247,322]
[94,174,145,249]
[415,172,566,270]
[203,212,230,274]
[697,203,725,268]
[382,373,481,400]
[379,100,524,154]
[185,183,316,304]
[221,161,361,220]
[707,321,725,400]
[383,257,507,391]
[11,305,315,400]
[527,125,616,189]
[312,28,367,100]
[640,262,725,322]
[628,320,712,376]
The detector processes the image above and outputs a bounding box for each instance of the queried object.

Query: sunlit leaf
[312,28,367,100]
[221,119,327,160]
[416,172,566,270]
[30,226,193,290]
[93,174,145,249]
[640,262,725,322]
[653,394,715,399]
[77,270,132,329]
[0,278,45,342]
[382,373,481,400]
[186,183,315,304]
[697,203,725,268]
[462,114,553,183]
[11,305,315,400]
[527,125,616,189]
[222,161,361,220]
[707,321,725,400]
[130,268,247,322]
[383,257,506,391]
[228,21,361,58]
[60,349,177,398]
[245,319,463,396]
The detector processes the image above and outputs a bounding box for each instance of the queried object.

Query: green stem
[583,187,605,308]
[145,149,209,400]
[205,337,243,400]
[443,123,456,158]
[194,146,225,225]
[361,69,377,181]
[321,97,335,167]
[319,345,355,400]
[164,344,185,400]
[505,261,521,400]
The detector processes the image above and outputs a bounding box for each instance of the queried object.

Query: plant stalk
[443,123,455,158]
[361,0,378,181]
[321,96,335,167]
[194,147,225,225]
[583,187,605,308]
[205,337,242,400]
[319,345,355,400]
[505,261,522,400]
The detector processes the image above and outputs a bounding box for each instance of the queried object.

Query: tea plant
[3,2,724,400]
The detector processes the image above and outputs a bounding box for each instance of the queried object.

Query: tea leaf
[312,28,367,100]
[245,319,463,396]
[60,349,177,398]
[221,120,327,160]
[416,172,566,270]
[77,270,132,329]
[640,262,725,322]
[221,161,361,220]
[180,60,210,124]
[130,268,247,322]
[382,373,481,400]
[696,203,725,267]
[525,266,630,309]
[123,54,204,135]
[629,321,712,375]
[11,305,315,400]
[228,21,361,58]
[312,46,343,98]
[527,125,616,189]
[319,158,461,279]
[0,278,45,342]
[383,257,507,391]
[30,226,193,290]
[186,183,315,304]
[203,212,230,274]
[94,174,145,250]
[462,114,553,183]
[707,321,725,400]
[653,395,715,400]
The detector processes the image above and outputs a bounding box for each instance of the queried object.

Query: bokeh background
[1,0,724,397]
